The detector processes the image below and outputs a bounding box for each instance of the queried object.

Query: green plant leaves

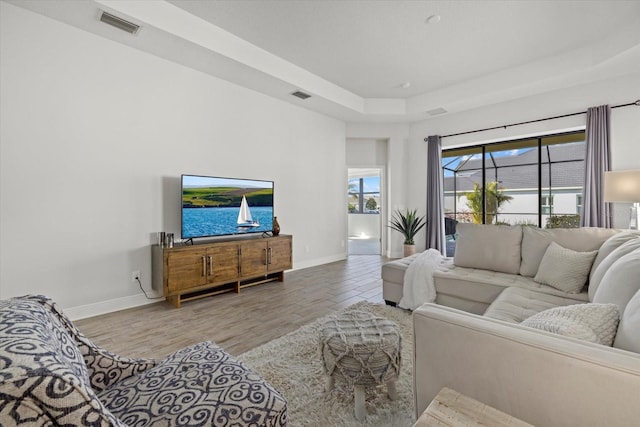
[388,209,426,245]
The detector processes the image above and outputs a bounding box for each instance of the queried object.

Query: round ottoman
[319,310,401,420]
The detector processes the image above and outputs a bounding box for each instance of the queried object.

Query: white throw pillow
[521,303,620,346]
[534,242,598,293]
[453,223,522,274]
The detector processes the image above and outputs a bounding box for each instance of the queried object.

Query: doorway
[347,168,382,255]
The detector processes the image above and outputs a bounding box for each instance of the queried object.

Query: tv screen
[181,174,274,239]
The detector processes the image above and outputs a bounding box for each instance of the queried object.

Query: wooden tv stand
[152,234,292,308]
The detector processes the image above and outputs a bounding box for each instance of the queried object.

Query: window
[442,131,585,228]
[576,194,583,214]
[348,175,380,214]
[541,195,554,215]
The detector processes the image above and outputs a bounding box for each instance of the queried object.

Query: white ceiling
[7,0,640,122]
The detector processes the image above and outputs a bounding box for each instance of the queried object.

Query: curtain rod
[424,99,640,141]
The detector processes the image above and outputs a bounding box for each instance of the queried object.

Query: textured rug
[237,301,415,426]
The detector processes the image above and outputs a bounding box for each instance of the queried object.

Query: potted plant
[388,209,426,257]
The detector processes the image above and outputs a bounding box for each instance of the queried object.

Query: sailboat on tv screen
[237,195,260,228]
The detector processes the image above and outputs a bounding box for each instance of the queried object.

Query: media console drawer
[152,235,292,308]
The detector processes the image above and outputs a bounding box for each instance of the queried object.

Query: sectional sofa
[382,224,640,426]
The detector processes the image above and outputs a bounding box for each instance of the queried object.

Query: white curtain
[426,135,445,254]
[581,105,612,228]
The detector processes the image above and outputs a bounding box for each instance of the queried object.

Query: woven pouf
[319,310,401,420]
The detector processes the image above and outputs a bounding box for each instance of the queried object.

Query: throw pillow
[453,223,522,274]
[519,227,618,277]
[534,242,598,293]
[521,303,620,346]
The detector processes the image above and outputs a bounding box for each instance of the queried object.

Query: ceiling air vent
[427,107,448,116]
[291,91,311,100]
[100,11,140,34]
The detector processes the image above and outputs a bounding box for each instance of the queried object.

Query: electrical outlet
[131,270,140,282]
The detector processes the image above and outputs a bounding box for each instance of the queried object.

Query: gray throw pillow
[453,223,522,274]
[534,242,597,293]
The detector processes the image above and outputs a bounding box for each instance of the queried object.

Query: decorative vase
[272,216,280,236]
[403,244,416,257]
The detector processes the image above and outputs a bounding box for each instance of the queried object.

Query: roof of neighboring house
[444,142,585,192]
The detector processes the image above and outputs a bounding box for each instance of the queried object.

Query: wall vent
[291,90,311,100]
[100,11,140,34]
[427,107,448,116]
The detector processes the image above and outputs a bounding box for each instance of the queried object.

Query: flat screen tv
[181,174,274,239]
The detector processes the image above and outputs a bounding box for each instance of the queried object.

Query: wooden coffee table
[414,387,533,427]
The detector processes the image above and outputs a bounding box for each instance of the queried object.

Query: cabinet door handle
[263,248,268,265]
[201,256,207,277]
[208,256,213,276]
[268,247,272,265]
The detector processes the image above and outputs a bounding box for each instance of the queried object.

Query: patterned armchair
[0,295,287,426]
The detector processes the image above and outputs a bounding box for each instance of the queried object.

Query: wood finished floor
[76,255,389,359]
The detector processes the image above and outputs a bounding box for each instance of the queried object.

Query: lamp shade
[604,170,640,203]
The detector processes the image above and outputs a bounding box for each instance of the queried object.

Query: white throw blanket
[398,249,445,310]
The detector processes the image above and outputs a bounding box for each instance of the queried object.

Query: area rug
[237,301,415,426]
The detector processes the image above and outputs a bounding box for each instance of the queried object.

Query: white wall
[0,4,347,317]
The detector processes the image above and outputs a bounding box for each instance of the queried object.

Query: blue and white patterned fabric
[0,295,287,426]
[98,341,288,426]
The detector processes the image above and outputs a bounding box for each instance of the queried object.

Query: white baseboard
[66,254,348,320]
[66,292,164,321]
[291,253,346,271]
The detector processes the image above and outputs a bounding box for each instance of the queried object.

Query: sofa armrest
[413,303,640,426]
[29,295,157,391]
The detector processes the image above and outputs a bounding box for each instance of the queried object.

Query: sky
[183,175,273,189]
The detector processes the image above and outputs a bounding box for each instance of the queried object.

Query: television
[181,174,274,239]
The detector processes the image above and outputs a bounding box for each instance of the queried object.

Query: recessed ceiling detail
[8,0,640,123]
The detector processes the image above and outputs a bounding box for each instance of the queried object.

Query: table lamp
[604,170,640,230]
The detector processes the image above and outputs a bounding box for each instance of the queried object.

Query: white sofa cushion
[593,249,640,312]
[381,253,420,284]
[484,287,585,323]
[590,231,640,280]
[520,227,618,277]
[454,224,522,274]
[521,303,620,346]
[533,242,598,293]
[589,238,640,301]
[614,289,640,352]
